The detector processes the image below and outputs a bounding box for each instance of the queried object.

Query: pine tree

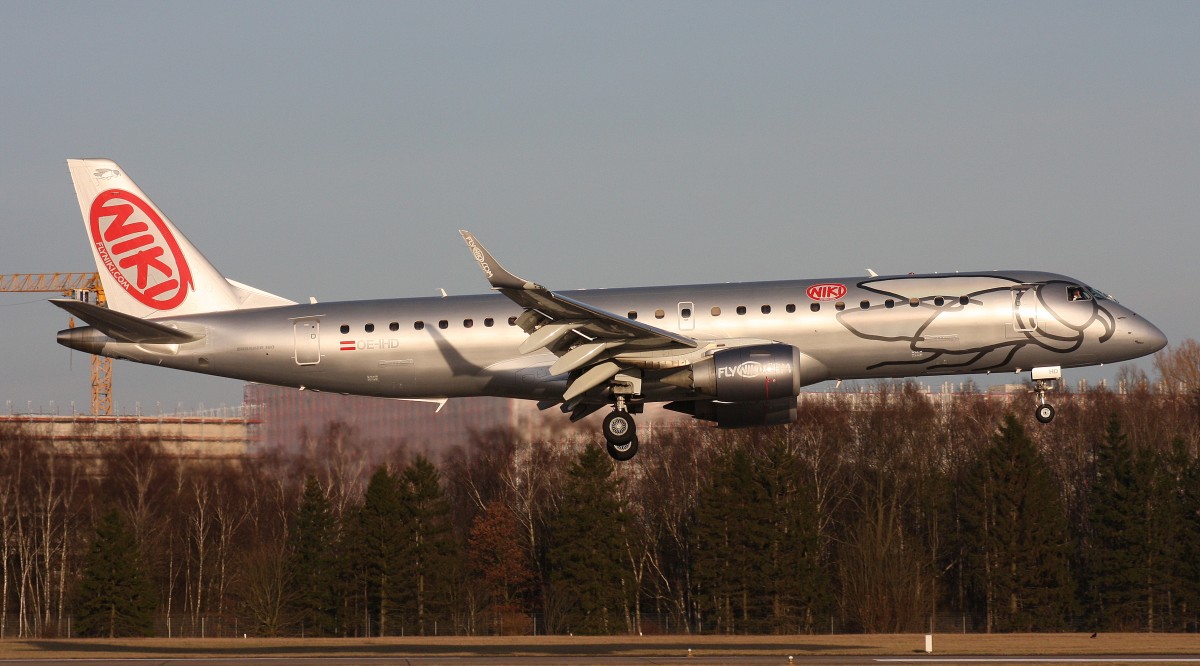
[1084,415,1150,630]
[547,444,628,635]
[345,465,406,636]
[75,509,156,637]
[398,455,460,635]
[286,476,338,636]
[758,439,829,633]
[957,414,1073,631]
[691,446,773,633]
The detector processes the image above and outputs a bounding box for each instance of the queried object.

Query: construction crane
[0,272,112,415]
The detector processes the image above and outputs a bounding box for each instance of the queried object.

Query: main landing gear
[1031,366,1061,424]
[602,396,639,461]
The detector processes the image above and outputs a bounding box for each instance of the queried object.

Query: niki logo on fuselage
[88,189,193,310]
[806,283,846,301]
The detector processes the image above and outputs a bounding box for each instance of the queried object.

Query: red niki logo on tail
[88,189,193,310]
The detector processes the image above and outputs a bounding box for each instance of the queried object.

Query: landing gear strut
[602,396,639,461]
[1031,366,1060,424]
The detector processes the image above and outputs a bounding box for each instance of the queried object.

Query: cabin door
[294,319,322,365]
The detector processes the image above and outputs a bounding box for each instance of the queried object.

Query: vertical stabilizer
[66,158,293,317]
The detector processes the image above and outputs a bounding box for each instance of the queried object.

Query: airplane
[54,158,1168,461]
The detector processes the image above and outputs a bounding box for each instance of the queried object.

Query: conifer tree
[75,509,156,637]
[1085,419,1191,630]
[1083,415,1150,630]
[286,476,338,636]
[957,414,1073,631]
[691,446,773,633]
[399,455,460,635]
[547,444,628,634]
[346,465,405,636]
[758,439,829,633]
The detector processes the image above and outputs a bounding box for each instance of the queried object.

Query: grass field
[0,633,1197,659]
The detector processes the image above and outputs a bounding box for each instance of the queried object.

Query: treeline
[2,354,1200,638]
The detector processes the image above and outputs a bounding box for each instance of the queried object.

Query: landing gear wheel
[602,410,636,447]
[606,435,639,462]
[1035,403,1056,424]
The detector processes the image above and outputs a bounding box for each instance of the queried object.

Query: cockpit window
[1067,285,1092,302]
[1075,284,1116,302]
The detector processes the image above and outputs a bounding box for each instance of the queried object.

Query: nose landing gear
[1031,366,1061,424]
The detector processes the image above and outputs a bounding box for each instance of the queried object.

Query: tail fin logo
[88,189,193,310]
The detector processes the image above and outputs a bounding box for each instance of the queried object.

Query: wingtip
[459,229,532,290]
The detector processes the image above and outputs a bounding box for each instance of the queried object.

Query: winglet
[458,230,541,290]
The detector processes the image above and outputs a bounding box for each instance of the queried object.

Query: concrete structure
[0,413,252,458]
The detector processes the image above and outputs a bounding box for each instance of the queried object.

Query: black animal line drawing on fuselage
[835,275,1116,374]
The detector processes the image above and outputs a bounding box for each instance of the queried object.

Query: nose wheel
[602,404,639,461]
[1035,402,1056,424]
[1031,367,1060,424]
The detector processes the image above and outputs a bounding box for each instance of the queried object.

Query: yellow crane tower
[0,272,113,415]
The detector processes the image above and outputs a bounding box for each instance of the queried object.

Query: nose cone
[1119,315,1167,356]
[1138,319,1168,354]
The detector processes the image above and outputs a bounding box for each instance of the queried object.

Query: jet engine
[663,344,802,402]
[664,397,798,428]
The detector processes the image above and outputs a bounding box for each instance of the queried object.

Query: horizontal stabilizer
[51,299,200,344]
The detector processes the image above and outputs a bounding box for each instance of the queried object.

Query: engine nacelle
[665,397,798,428]
[689,344,801,402]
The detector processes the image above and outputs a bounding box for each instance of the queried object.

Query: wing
[459,231,697,403]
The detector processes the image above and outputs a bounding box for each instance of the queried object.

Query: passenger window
[859,300,869,310]
[835,301,845,311]
[785,303,796,313]
[464,319,473,328]
[340,324,349,334]
[959,296,970,305]
[909,298,919,307]
[810,303,820,312]
[681,307,692,318]
[414,321,425,330]
[934,296,945,306]
[484,318,494,327]
[761,305,771,314]
[365,323,375,333]
[885,299,895,309]
[438,320,448,329]
[737,306,747,315]
[655,309,665,319]
[508,316,517,326]
[628,311,637,320]
[389,322,399,331]
[711,306,721,316]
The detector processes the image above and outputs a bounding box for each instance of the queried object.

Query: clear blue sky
[2,1,1197,414]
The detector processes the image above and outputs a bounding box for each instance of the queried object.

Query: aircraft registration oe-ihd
[54,159,1168,461]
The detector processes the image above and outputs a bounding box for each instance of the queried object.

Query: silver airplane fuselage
[60,271,1164,402]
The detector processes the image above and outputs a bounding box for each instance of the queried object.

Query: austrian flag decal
[340,341,356,351]
[89,189,193,310]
